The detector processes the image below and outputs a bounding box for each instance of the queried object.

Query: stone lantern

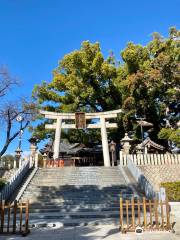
[121,133,133,155]
[15,147,23,168]
[109,140,116,166]
[28,137,38,167]
[43,152,48,168]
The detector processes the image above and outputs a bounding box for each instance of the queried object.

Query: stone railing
[127,157,157,199]
[120,153,180,166]
[0,158,31,201]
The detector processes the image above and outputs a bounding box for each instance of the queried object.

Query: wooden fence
[0,200,29,235]
[119,197,171,233]
[120,154,180,166]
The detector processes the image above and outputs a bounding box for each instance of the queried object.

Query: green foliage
[161,181,180,202]
[32,28,180,145]
[158,128,180,147]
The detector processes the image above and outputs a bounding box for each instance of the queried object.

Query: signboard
[75,112,86,129]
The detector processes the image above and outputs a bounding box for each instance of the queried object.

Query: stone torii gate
[40,109,122,167]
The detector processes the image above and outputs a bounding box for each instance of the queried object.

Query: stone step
[14,166,138,227]
[28,203,121,209]
[23,192,132,197]
[27,212,121,220]
[21,199,132,205]
[25,186,130,191]
[22,196,133,202]
[27,207,121,213]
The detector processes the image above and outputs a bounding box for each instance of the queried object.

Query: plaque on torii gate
[75,112,86,129]
[40,109,122,167]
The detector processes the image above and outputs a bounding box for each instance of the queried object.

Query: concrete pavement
[0,225,179,240]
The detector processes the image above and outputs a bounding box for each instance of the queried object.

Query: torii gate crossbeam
[40,109,122,167]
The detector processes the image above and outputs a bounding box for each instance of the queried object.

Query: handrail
[15,167,38,201]
[0,159,31,201]
[120,153,180,166]
[127,157,157,199]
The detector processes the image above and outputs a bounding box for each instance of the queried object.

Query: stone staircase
[18,167,137,226]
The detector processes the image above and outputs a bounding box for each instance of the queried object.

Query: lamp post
[15,115,24,168]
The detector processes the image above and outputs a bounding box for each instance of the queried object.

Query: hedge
[161,181,180,202]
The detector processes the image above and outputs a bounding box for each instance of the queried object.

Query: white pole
[19,158,22,168]
[100,117,110,167]
[53,118,62,159]
[35,152,39,168]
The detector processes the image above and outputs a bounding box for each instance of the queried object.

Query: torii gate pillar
[100,117,110,167]
[53,118,62,159]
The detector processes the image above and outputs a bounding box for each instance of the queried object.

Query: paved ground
[0,225,179,240]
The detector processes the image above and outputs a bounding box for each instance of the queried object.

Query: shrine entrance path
[0,225,179,240]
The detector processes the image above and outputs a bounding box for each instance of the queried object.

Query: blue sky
[0,0,179,155]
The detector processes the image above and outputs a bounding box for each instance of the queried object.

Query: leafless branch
[0,100,37,157]
[0,66,19,98]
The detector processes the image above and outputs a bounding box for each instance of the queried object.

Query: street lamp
[16,115,24,150]
[14,115,24,168]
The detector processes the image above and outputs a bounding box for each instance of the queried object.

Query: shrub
[161,181,180,202]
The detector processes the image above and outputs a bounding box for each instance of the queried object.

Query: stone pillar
[15,147,23,169]
[19,158,22,168]
[100,117,110,167]
[43,153,47,168]
[35,152,39,168]
[144,146,148,154]
[109,140,116,166]
[13,159,17,169]
[53,118,62,159]
[29,138,38,168]
[119,150,123,165]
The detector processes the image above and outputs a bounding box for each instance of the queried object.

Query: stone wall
[0,169,17,181]
[139,164,180,191]
[127,158,157,199]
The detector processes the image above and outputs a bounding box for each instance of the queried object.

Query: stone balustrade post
[43,153,47,168]
[35,152,39,168]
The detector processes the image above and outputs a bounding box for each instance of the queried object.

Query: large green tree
[32,41,121,143]
[33,27,180,148]
[115,27,180,146]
